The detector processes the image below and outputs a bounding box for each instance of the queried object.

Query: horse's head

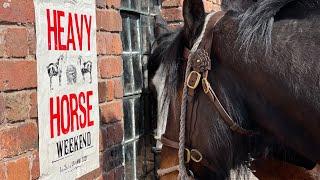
[58,55,64,61]
[150,0,319,179]
[149,0,208,147]
[149,0,255,178]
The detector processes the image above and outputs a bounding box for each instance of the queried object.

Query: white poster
[34,0,100,179]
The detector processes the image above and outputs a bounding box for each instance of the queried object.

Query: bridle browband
[158,11,256,179]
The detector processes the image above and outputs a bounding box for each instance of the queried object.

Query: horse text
[46,9,92,51]
[50,91,94,138]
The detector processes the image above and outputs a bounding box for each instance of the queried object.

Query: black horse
[149,0,320,179]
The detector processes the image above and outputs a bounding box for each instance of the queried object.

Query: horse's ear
[183,0,205,38]
[154,15,170,39]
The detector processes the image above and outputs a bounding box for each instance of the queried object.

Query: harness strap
[160,136,217,173]
[202,79,256,135]
[157,165,179,177]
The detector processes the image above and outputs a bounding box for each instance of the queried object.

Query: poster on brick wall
[33,0,100,178]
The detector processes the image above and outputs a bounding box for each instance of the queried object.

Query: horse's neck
[213,13,320,160]
[57,58,62,66]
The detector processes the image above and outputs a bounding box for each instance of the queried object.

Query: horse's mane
[234,0,320,57]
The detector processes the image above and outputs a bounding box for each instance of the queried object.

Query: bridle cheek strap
[187,11,255,136]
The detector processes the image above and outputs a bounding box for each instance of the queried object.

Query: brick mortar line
[161,6,181,9]
[0,150,35,164]
[97,54,122,58]
[96,29,122,33]
[1,87,37,94]
[0,22,34,28]
[99,99,123,106]
[100,120,123,128]
[99,76,123,80]
[0,56,36,61]
[96,6,120,10]
[0,119,37,131]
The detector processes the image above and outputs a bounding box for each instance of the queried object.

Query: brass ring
[185,148,191,163]
[190,149,203,163]
[202,78,210,94]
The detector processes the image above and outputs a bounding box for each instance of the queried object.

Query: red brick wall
[161,0,221,29]
[0,0,124,179]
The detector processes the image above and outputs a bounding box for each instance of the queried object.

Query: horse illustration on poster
[78,56,92,83]
[47,55,64,90]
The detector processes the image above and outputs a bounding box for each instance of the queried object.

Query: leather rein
[158,11,255,178]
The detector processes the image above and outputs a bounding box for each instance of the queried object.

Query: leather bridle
[157,11,256,178]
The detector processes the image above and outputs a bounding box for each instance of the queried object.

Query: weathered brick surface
[0,60,37,91]
[106,79,115,102]
[97,9,122,32]
[96,0,106,8]
[77,167,102,180]
[102,145,123,171]
[99,56,123,79]
[105,165,124,180]
[4,28,29,57]
[98,81,107,103]
[0,0,35,23]
[101,122,123,149]
[0,162,5,180]
[4,91,30,122]
[0,122,37,159]
[97,32,123,55]
[162,0,183,7]
[106,0,121,9]
[28,28,36,56]
[105,33,123,55]
[161,7,183,22]
[7,156,30,180]
[209,0,222,4]
[203,1,221,12]
[100,100,123,124]
[99,130,104,152]
[0,94,5,124]
[31,151,40,180]
[97,32,107,55]
[113,78,123,99]
[29,91,37,119]
[0,30,5,57]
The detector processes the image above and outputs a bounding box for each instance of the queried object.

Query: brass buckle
[187,71,201,89]
[202,78,210,94]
